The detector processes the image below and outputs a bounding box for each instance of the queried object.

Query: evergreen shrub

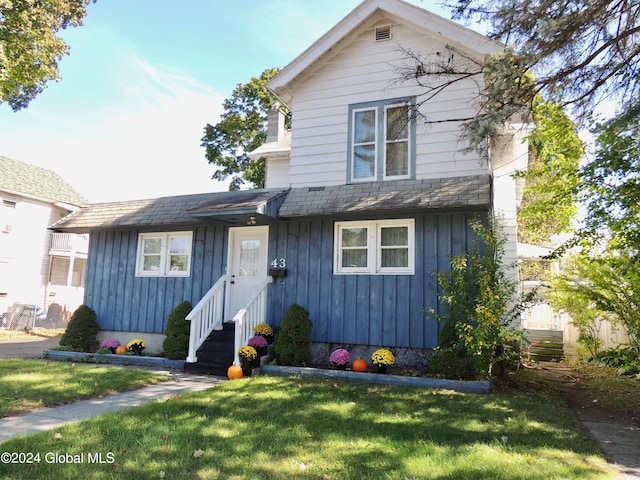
[58,304,100,352]
[272,303,313,366]
[163,300,193,360]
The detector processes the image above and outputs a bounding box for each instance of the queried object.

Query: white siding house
[0,156,88,324]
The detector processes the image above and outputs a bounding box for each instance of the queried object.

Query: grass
[0,359,168,417]
[0,328,63,341]
[0,373,618,480]
[574,363,640,417]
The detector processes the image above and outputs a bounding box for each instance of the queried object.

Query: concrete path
[0,336,224,443]
[0,371,223,443]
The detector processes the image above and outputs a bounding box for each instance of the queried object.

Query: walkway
[0,336,224,443]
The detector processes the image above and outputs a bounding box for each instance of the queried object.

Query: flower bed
[43,349,185,369]
[260,364,490,394]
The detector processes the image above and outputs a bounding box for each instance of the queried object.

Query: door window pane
[239,239,260,277]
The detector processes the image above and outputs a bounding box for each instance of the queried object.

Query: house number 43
[271,258,286,268]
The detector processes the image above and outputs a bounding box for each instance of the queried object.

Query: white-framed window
[334,219,415,275]
[348,97,415,183]
[136,231,193,277]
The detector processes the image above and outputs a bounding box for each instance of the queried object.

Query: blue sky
[0,0,451,202]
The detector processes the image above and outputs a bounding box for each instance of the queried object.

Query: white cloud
[1,54,228,203]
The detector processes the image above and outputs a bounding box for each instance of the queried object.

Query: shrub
[427,347,475,380]
[272,303,313,366]
[58,305,100,352]
[163,300,192,360]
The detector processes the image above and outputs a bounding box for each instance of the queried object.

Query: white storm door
[226,226,269,319]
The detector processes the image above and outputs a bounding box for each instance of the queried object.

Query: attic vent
[375,25,392,41]
[308,186,325,192]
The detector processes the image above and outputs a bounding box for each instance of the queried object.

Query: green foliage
[162,300,192,360]
[58,304,99,352]
[449,0,638,136]
[578,103,640,251]
[427,347,475,380]
[426,218,530,379]
[594,347,640,377]
[0,0,94,110]
[517,99,583,245]
[201,67,286,190]
[547,251,640,355]
[272,303,312,366]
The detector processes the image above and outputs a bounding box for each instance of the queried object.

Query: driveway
[0,336,60,358]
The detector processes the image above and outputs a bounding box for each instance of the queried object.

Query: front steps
[184,322,235,376]
[524,329,564,362]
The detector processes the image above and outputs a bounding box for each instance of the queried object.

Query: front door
[226,226,269,319]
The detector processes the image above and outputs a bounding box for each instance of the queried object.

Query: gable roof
[0,156,87,207]
[268,0,502,104]
[49,189,290,233]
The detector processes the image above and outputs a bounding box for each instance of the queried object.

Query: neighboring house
[50,0,530,370]
[0,156,88,324]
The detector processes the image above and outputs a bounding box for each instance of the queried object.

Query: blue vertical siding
[84,225,228,333]
[266,211,484,349]
[83,211,483,348]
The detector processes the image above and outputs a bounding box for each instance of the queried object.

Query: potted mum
[100,338,121,354]
[238,345,258,375]
[248,335,269,357]
[371,348,394,373]
[329,348,351,370]
[127,338,146,355]
[253,323,274,344]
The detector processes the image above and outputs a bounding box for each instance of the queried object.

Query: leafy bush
[594,346,640,376]
[425,218,531,380]
[58,305,100,352]
[163,300,192,360]
[272,303,313,366]
[427,347,475,380]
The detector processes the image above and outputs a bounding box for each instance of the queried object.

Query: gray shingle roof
[50,189,290,233]
[50,176,490,233]
[0,156,87,206]
[278,175,491,218]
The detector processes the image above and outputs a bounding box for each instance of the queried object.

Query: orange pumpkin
[227,365,243,380]
[115,345,127,354]
[352,358,368,372]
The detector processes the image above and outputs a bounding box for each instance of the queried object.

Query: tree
[447,0,639,134]
[201,68,285,190]
[547,250,640,354]
[393,1,638,153]
[517,99,583,246]
[425,218,532,379]
[578,103,640,251]
[0,0,94,111]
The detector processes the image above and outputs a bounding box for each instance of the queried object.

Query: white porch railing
[185,275,227,363]
[232,277,273,365]
[50,233,89,256]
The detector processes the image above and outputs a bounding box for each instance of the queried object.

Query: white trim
[135,231,193,277]
[334,219,415,275]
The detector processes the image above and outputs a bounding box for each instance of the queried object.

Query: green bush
[273,303,313,366]
[58,304,100,352]
[163,300,193,360]
[427,347,475,380]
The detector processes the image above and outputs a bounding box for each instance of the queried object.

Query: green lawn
[0,374,617,480]
[0,359,168,417]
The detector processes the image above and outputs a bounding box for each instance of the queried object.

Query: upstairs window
[136,232,192,277]
[348,98,415,183]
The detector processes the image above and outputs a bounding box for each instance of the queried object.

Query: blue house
[51,0,529,372]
